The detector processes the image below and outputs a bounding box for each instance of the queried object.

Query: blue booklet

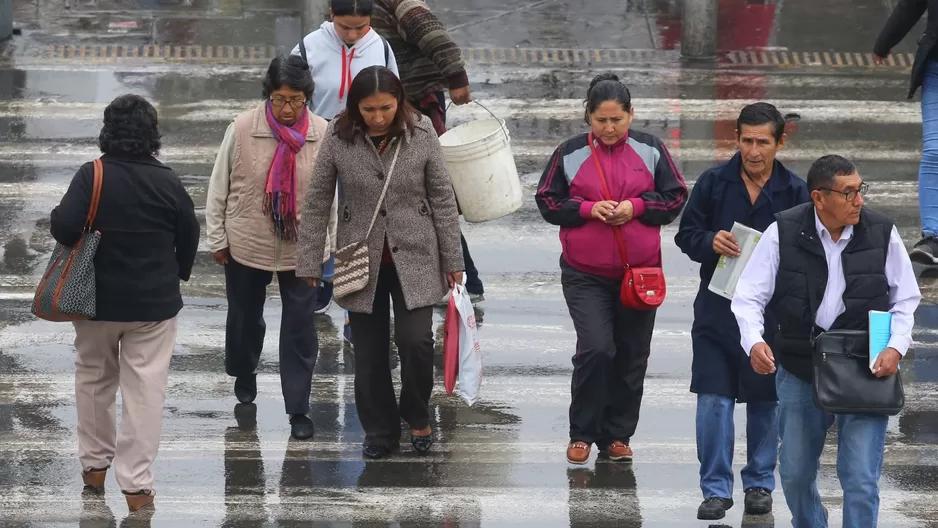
[869,310,894,372]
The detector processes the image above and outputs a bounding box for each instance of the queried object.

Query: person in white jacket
[291,0,399,317]
[292,0,400,121]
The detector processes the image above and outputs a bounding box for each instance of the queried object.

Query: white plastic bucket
[438,106,523,223]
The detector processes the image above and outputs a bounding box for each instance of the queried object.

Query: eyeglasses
[270,97,307,109]
[817,182,869,202]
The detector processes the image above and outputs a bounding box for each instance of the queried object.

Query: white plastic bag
[452,283,482,406]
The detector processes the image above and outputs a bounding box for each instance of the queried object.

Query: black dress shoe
[289,415,315,440]
[744,487,773,515]
[234,375,257,404]
[362,444,391,459]
[411,433,433,455]
[697,497,734,520]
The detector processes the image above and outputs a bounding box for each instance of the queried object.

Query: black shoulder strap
[383,37,390,66]
[299,37,308,65]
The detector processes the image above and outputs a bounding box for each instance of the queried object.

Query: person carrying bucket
[369,0,485,306]
[291,0,400,317]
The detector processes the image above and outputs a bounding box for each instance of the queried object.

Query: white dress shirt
[731,211,922,357]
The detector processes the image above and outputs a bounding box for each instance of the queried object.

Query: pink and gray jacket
[535,130,688,279]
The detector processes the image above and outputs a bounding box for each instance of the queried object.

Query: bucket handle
[445,99,510,143]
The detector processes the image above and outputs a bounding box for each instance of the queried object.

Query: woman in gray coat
[297,65,464,460]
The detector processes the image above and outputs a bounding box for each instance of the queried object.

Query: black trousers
[223,257,319,416]
[560,258,656,449]
[348,263,434,449]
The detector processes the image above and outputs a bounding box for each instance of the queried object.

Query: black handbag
[806,270,904,416]
[812,329,904,415]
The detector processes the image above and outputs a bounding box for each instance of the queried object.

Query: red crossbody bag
[587,133,666,310]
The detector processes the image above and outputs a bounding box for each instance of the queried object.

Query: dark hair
[97,94,162,157]
[807,154,857,193]
[331,0,373,17]
[736,102,786,143]
[584,73,631,124]
[334,65,417,143]
[262,54,314,101]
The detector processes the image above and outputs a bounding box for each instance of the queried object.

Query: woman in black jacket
[49,94,200,512]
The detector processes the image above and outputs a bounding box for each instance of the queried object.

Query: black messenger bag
[812,329,904,415]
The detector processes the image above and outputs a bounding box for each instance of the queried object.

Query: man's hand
[303,278,319,288]
[591,200,619,222]
[750,343,776,375]
[872,347,901,377]
[212,247,230,265]
[873,54,888,65]
[450,86,472,105]
[713,230,741,257]
[607,200,634,226]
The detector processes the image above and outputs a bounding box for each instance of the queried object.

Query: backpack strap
[383,37,390,66]
[298,37,309,66]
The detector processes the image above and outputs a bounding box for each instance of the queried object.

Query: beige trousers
[73,317,178,492]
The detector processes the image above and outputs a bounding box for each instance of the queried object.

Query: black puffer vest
[769,203,892,382]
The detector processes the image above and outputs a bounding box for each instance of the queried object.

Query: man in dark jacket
[370,0,484,303]
[731,155,921,527]
[675,103,809,521]
[874,0,938,263]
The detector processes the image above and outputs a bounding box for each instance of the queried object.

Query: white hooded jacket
[292,21,400,120]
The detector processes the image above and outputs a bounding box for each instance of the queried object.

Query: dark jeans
[223,257,319,416]
[348,263,435,449]
[416,90,484,295]
[560,258,656,449]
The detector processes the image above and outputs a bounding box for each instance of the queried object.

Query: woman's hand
[607,200,634,226]
[212,248,230,265]
[447,271,464,288]
[590,200,619,222]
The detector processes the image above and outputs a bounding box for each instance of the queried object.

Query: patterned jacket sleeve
[392,0,469,90]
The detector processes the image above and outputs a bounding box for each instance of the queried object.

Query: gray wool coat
[296,113,464,314]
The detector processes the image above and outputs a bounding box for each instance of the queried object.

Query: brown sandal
[81,468,107,491]
[123,489,155,512]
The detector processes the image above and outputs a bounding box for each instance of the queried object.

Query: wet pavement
[3,0,938,527]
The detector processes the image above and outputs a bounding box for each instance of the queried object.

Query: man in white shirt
[731,154,921,527]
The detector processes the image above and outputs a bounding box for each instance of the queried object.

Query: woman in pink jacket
[535,73,688,466]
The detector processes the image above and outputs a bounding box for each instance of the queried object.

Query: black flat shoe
[234,375,257,404]
[411,433,434,455]
[362,444,391,459]
[697,497,733,520]
[289,415,315,440]
[744,487,773,515]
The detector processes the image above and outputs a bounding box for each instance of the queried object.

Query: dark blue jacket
[674,153,809,402]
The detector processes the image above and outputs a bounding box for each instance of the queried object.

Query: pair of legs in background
[223,257,319,440]
[776,367,888,528]
[912,60,938,263]
[347,263,436,459]
[560,258,654,464]
[73,317,178,512]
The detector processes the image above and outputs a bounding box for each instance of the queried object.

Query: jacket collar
[719,152,794,194]
[250,102,322,142]
[99,153,168,169]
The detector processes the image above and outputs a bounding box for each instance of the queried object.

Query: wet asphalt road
[4,0,938,527]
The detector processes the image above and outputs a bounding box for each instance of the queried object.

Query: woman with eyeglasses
[205,54,338,440]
